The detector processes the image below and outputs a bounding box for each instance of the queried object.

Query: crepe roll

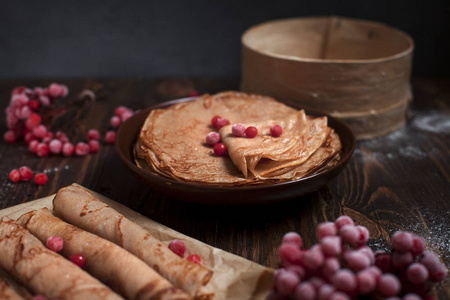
[0,217,123,300]
[0,268,32,300]
[18,208,191,300]
[52,185,214,299]
[0,277,25,300]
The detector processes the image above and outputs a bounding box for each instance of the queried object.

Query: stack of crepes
[136,91,342,185]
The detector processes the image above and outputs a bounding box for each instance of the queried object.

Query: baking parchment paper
[0,184,274,300]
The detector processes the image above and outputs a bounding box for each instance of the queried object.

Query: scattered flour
[403,207,450,264]
[411,111,450,134]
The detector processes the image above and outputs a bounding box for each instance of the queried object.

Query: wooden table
[0,78,449,299]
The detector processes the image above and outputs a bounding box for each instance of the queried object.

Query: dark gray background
[0,0,448,79]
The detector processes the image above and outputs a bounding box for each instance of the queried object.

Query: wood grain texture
[0,78,448,299]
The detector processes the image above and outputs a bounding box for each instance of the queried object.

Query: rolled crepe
[0,217,123,300]
[0,277,25,300]
[18,209,192,300]
[220,114,331,179]
[0,268,32,300]
[52,185,214,299]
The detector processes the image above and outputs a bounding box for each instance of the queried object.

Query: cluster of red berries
[206,115,284,156]
[8,166,48,186]
[104,105,136,145]
[168,239,203,265]
[4,84,137,186]
[3,83,135,152]
[268,215,447,300]
[4,83,68,143]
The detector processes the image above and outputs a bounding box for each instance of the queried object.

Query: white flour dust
[404,207,450,264]
[411,111,450,134]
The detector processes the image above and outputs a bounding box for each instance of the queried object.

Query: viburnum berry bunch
[3,83,135,156]
[268,216,447,300]
[4,83,69,143]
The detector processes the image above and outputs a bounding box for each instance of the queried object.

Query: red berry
[375,253,392,273]
[28,99,40,110]
[4,130,16,143]
[232,123,246,137]
[411,236,425,255]
[245,126,258,138]
[88,140,100,153]
[9,169,21,183]
[120,110,133,122]
[332,269,357,294]
[317,222,337,240]
[87,129,101,140]
[406,263,429,284]
[105,131,116,144]
[356,269,377,295]
[46,235,64,252]
[34,173,48,185]
[168,239,187,257]
[213,143,227,156]
[11,86,28,96]
[62,142,75,156]
[60,85,69,97]
[392,231,414,252]
[48,83,64,98]
[335,215,354,229]
[186,254,202,265]
[293,281,315,299]
[115,106,129,117]
[321,236,342,256]
[75,142,90,156]
[49,139,63,154]
[355,225,369,245]
[70,254,86,267]
[278,243,302,265]
[57,132,70,143]
[303,246,325,271]
[377,273,401,297]
[217,118,230,129]
[276,270,301,296]
[281,232,303,249]
[110,115,122,128]
[270,124,283,137]
[29,140,39,153]
[206,132,220,146]
[19,106,32,119]
[32,124,47,139]
[339,225,359,245]
[211,115,221,128]
[24,132,37,144]
[28,113,41,126]
[36,143,50,157]
[19,166,33,181]
[189,90,199,97]
[39,95,50,106]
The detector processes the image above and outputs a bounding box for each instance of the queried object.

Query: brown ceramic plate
[115,97,356,205]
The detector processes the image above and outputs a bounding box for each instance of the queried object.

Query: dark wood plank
[0,78,448,298]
